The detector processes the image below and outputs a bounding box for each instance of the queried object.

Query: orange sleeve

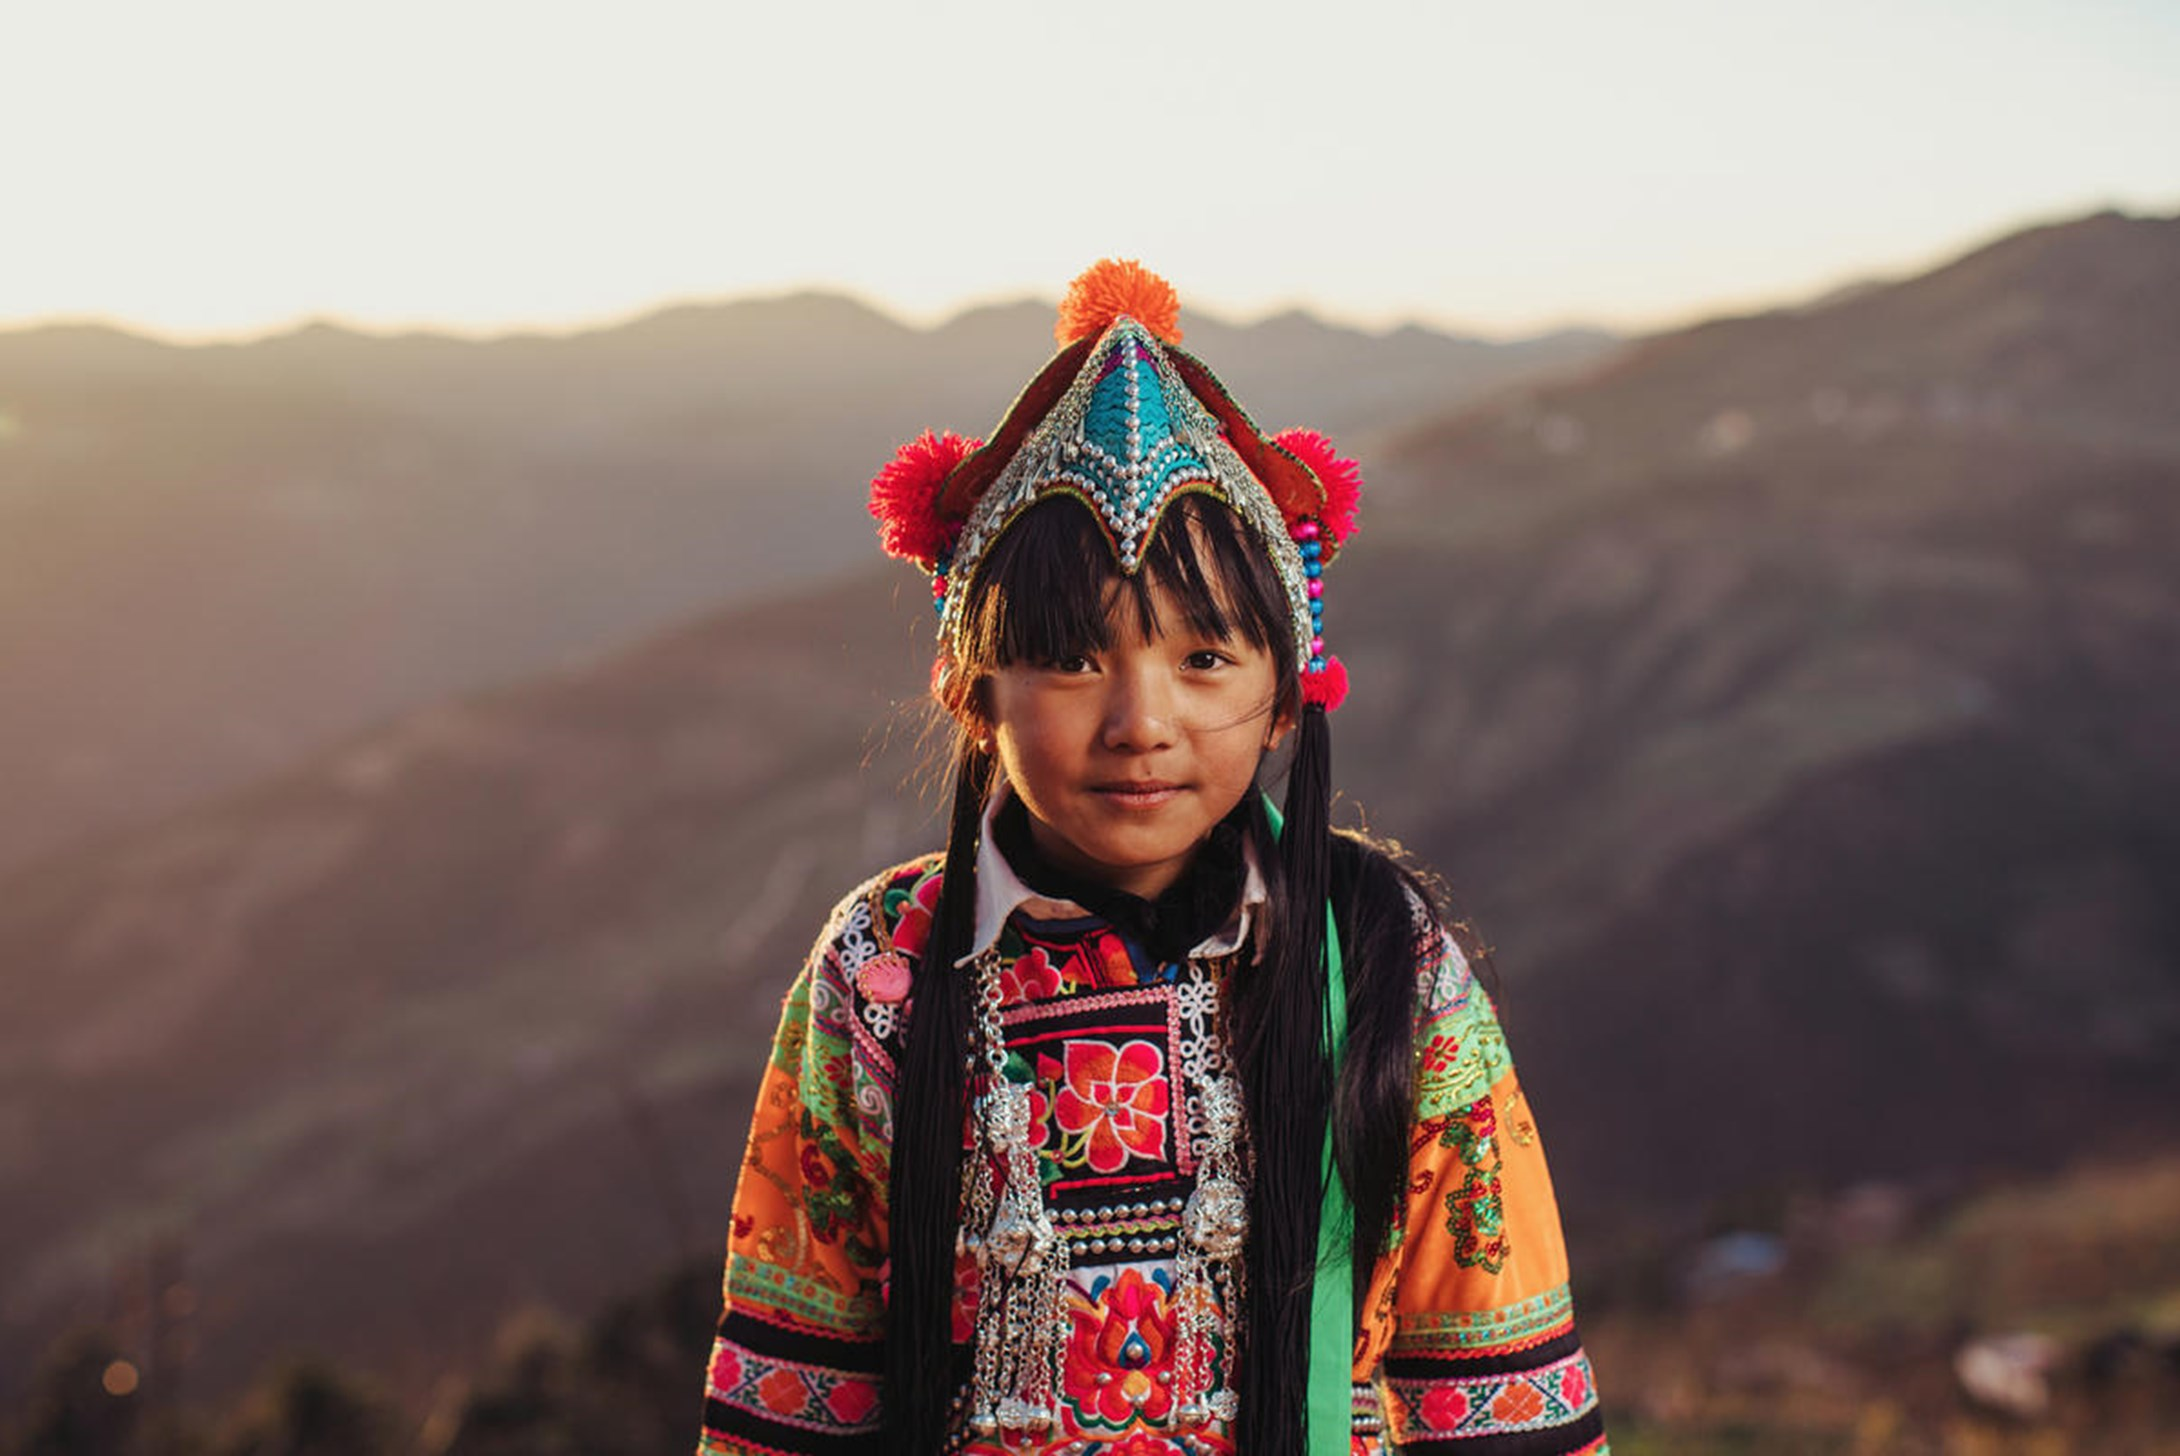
[697,877,901,1454]
[1354,916,1608,1452]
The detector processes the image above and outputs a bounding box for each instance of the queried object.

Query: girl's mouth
[1092,781,1184,808]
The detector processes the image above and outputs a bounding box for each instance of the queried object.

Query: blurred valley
[3,209,2177,1452]
[0,300,1607,876]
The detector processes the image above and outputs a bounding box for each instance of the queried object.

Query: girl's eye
[1183,649,1231,671]
[1050,653,1096,674]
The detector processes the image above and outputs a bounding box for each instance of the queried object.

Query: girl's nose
[1102,667,1177,751]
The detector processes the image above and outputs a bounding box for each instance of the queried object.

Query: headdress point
[867,262,1364,711]
[1056,259,1183,346]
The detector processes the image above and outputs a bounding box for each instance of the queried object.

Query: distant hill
[2,208,2175,1413]
[0,298,1610,876]
[1339,207,2180,1209]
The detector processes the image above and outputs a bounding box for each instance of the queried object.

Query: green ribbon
[1260,797,1353,1452]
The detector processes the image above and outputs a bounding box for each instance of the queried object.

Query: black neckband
[990,793,1252,963]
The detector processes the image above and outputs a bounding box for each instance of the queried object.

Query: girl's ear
[1264,697,1297,753]
[934,657,993,748]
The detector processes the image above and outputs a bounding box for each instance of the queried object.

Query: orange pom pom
[1055,259,1183,346]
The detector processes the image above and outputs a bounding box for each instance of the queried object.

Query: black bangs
[956,491,1293,680]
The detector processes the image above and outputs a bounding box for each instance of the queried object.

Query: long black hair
[883,493,1441,1456]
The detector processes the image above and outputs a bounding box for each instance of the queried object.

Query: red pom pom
[1273,428,1363,543]
[1301,655,1350,712]
[1056,259,1183,346]
[869,430,980,567]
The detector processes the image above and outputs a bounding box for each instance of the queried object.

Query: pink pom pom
[869,430,981,567]
[1301,655,1350,712]
[1273,428,1363,543]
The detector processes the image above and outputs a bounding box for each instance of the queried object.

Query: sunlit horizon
[7,0,2177,347]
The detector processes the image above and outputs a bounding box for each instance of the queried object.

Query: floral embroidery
[856,950,912,1003]
[709,857,1601,1456]
[1385,1347,1598,1439]
[796,1108,879,1264]
[1053,1040,1170,1173]
[884,868,943,959]
[705,1339,884,1434]
[1492,1380,1546,1424]
[1438,1097,1509,1273]
[1062,1267,1178,1428]
[1419,1384,1469,1429]
[1091,931,1149,987]
[1001,945,1066,1002]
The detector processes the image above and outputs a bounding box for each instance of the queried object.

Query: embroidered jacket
[697,824,1606,1455]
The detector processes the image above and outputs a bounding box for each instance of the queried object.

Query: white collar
[960,783,1270,967]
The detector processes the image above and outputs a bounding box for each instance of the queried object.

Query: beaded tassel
[962,947,1068,1438]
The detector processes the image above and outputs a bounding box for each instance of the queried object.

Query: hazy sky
[10,0,2177,341]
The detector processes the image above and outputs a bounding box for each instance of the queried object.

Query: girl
[696,262,1606,1455]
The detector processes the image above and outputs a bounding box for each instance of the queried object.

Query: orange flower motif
[1053,1040,1169,1173]
[1062,1268,1177,1427]
[1490,1379,1546,1426]
[758,1366,809,1416]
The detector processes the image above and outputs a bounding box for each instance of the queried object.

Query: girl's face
[978,573,1289,900]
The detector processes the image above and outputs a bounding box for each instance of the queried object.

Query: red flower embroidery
[889,872,943,958]
[1062,1268,1177,1427]
[708,1342,742,1395]
[999,947,1064,1003]
[1418,1384,1469,1431]
[1028,1076,1053,1152]
[1053,1040,1169,1173]
[1559,1362,1589,1410]
[825,1377,879,1426]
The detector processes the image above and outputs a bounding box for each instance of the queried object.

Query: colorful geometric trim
[1390,1283,1576,1355]
[1383,1329,1603,1451]
[702,1312,887,1455]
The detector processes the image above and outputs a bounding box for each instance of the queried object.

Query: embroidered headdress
[869,259,1361,709]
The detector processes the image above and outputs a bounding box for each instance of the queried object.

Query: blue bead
[1309,655,1326,671]
[1301,541,1321,559]
[1304,563,1321,579]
